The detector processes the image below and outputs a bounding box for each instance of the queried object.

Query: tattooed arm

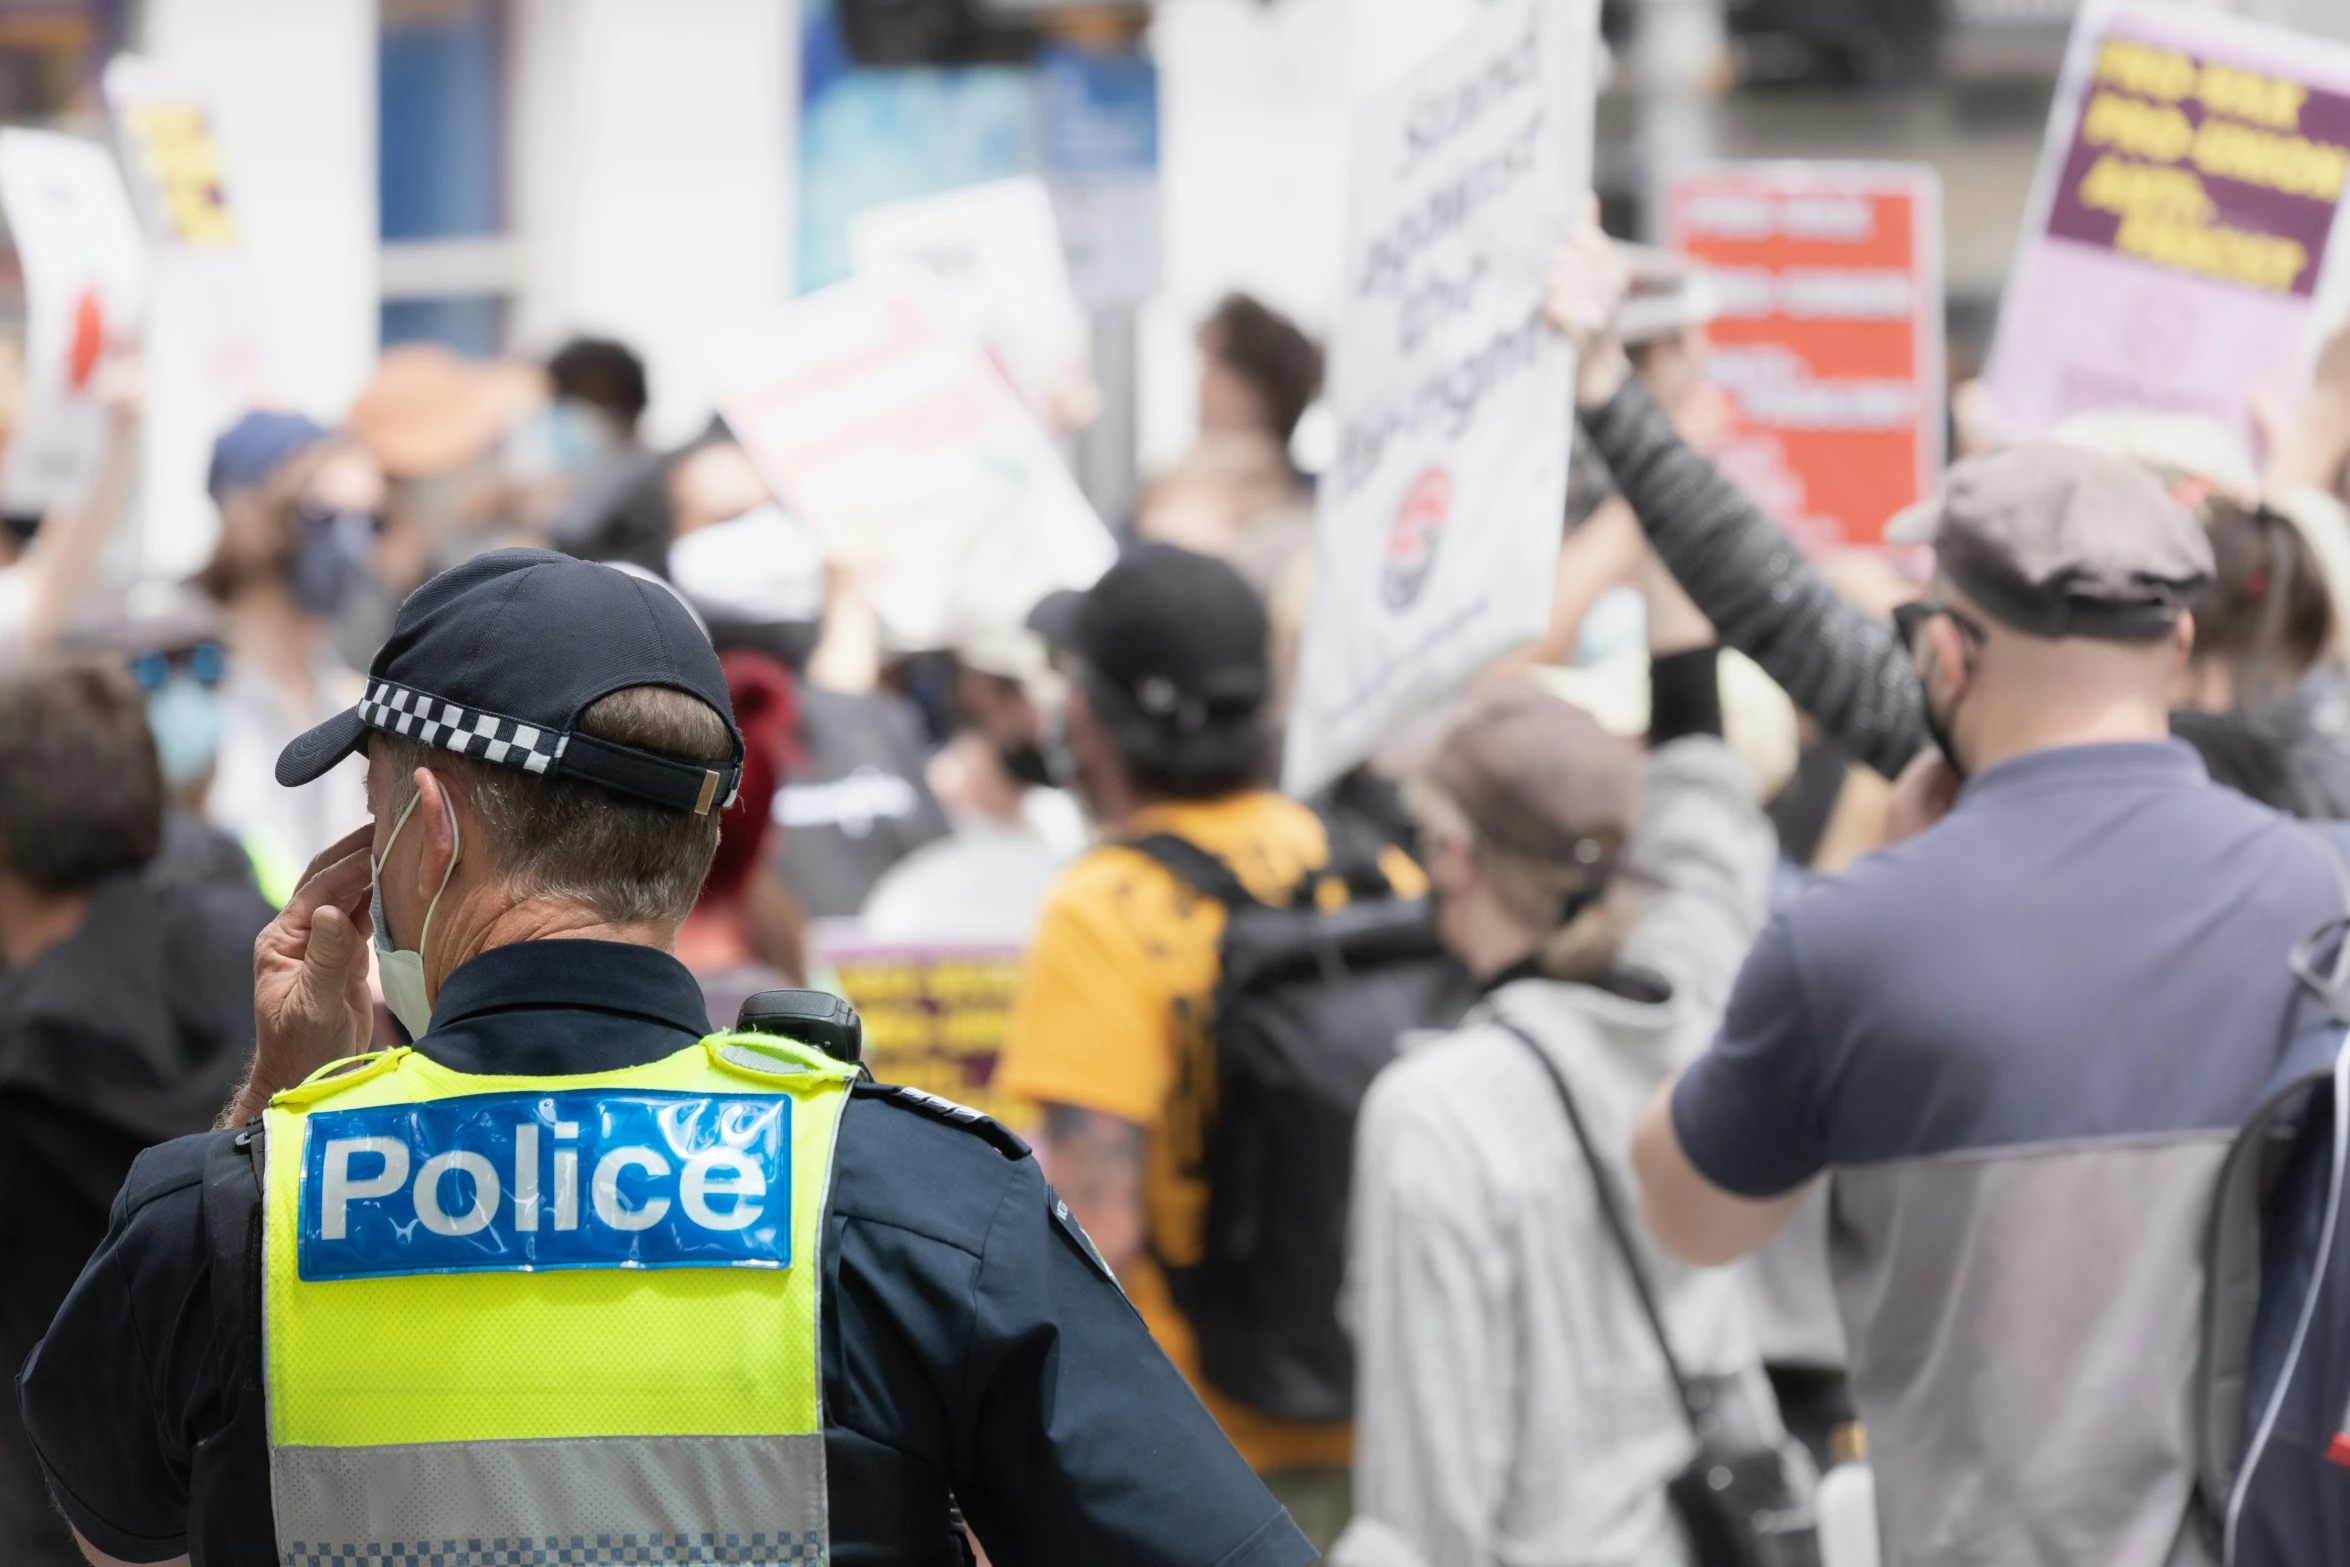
[1039,1104,1148,1278]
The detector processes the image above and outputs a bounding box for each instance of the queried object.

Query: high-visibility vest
[259,1030,857,1567]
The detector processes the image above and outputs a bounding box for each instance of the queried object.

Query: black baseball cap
[1027,544,1269,731]
[277,547,743,814]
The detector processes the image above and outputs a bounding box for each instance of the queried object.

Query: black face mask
[1921,682,1969,780]
[292,504,380,617]
[1000,739,1055,790]
[1899,602,1978,779]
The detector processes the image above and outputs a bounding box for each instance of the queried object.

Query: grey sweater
[1335,738,1779,1567]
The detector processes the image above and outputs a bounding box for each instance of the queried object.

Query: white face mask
[370,784,461,1040]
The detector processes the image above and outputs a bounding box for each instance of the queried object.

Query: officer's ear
[410,765,463,883]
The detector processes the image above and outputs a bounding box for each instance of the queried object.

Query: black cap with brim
[1024,588,1084,653]
[277,547,743,815]
[1020,546,1269,725]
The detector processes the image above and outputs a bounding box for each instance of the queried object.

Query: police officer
[20,549,1316,1567]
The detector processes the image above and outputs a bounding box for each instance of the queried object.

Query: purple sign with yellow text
[1986,1,2350,448]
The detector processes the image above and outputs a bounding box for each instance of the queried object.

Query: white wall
[138,0,379,576]
[1138,0,1476,468]
[511,0,795,448]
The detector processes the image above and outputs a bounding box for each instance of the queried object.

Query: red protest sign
[1666,164,1944,550]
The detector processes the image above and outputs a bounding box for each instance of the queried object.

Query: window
[377,0,514,353]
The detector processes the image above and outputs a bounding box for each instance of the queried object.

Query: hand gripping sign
[299,1090,792,1280]
[1284,0,1600,796]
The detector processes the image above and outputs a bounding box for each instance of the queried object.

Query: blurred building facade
[2,0,2349,562]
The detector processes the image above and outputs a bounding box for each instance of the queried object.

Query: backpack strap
[1301,810,1403,908]
[2292,828,2350,1023]
[1126,834,1265,910]
[1130,811,1406,912]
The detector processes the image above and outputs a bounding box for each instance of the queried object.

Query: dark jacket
[0,870,269,1566]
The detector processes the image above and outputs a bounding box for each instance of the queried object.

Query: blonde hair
[1407,776,1635,984]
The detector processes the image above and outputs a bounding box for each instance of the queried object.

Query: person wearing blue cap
[19,547,1316,1567]
[194,410,388,903]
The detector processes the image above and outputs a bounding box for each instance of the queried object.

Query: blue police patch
[297,1089,791,1281]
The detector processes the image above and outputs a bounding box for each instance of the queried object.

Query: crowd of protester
[4,193,2350,1567]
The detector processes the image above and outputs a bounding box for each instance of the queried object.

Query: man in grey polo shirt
[1630,444,2350,1566]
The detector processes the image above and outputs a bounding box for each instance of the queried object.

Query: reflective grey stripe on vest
[270,1432,827,1566]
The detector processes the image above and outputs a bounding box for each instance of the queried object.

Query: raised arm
[1617,551,1777,1020]
[1541,221,1930,780]
[17,352,141,650]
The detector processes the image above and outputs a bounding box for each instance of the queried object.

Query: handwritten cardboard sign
[1285,0,1600,795]
[0,130,146,514]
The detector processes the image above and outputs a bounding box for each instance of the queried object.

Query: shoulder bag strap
[1492,1013,1707,1438]
[1125,833,1266,910]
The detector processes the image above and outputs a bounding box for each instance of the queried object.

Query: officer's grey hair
[380,684,732,927]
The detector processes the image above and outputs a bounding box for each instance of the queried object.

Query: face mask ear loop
[372,789,425,915]
[414,788,463,998]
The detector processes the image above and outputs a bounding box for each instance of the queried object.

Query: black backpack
[1128,818,1478,1422]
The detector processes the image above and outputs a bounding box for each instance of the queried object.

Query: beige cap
[1425,684,1642,865]
[1885,442,2213,641]
[349,344,547,479]
[2054,409,2259,503]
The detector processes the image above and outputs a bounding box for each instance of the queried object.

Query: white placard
[714,279,1114,653]
[849,177,1088,417]
[104,54,272,406]
[0,130,148,515]
[1283,0,1599,795]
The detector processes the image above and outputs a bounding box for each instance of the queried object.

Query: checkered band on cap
[359,680,570,777]
[280,1530,823,1566]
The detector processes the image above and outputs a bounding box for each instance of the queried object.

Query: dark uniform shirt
[19,939,1313,1567]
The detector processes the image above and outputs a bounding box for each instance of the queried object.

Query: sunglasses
[1890,600,1989,651]
[131,641,227,692]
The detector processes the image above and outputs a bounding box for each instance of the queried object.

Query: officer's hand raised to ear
[222,821,377,1127]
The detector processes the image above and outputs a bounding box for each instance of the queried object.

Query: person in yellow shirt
[1001,544,1423,1553]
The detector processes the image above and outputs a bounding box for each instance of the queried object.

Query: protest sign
[714,279,1115,653]
[104,55,271,405]
[1283,0,1599,796]
[0,130,146,515]
[820,936,1033,1126]
[1984,1,2350,448]
[848,175,1088,416]
[1667,163,1944,551]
